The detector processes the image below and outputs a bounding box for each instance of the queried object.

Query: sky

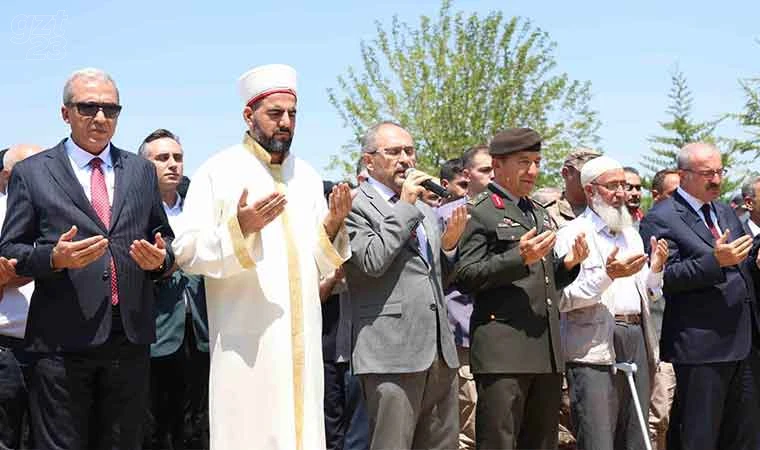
[1,0,758,183]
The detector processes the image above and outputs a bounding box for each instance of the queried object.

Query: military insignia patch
[490,193,504,209]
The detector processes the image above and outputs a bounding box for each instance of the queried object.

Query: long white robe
[172,134,350,450]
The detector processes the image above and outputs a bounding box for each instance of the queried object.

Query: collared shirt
[0,193,34,339]
[677,187,720,232]
[163,194,183,219]
[162,193,189,309]
[64,137,115,205]
[367,176,431,262]
[585,209,655,314]
[747,218,760,237]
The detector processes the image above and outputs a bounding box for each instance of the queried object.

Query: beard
[591,193,633,233]
[252,121,293,154]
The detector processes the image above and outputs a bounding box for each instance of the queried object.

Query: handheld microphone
[404,168,452,198]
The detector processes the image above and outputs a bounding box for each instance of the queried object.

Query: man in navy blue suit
[640,142,760,450]
[0,68,174,449]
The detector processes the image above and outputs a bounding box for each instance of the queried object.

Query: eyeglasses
[683,168,727,178]
[68,102,122,119]
[371,145,416,159]
[625,183,642,192]
[592,181,627,192]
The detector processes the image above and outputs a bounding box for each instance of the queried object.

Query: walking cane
[613,362,653,450]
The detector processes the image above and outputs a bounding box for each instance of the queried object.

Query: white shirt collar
[676,186,709,214]
[748,218,760,237]
[64,137,113,169]
[367,176,398,204]
[163,194,183,214]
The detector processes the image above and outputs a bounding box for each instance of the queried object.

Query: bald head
[1,144,43,194]
[4,144,42,172]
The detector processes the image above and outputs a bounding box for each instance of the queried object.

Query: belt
[614,313,641,325]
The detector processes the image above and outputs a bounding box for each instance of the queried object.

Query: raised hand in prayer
[563,232,589,270]
[441,205,468,251]
[51,225,109,270]
[324,183,352,241]
[649,236,669,273]
[237,189,287,236]
[130,232,167,271]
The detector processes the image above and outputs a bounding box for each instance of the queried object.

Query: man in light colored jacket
[555,156,669,450]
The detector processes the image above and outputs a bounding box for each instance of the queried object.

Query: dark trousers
[667,357,758,450]
[0,346,26,449]
[566,322,650,450]
[147,316,209,450]
[323,361,370,450]
[474,372,562,450]
[360,355,458,450]
[28,331,150,450]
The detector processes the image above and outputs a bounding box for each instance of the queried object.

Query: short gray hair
[62,68,119,105]
[742,175,760,200]
[360,121,404,153]
[677,142,719,170]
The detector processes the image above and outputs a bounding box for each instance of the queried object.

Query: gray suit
[344,181,459,450]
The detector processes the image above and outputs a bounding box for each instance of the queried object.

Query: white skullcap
[580,155,624,186]
[238,64,297,107]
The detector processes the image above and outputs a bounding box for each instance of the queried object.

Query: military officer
[456,128,588,450]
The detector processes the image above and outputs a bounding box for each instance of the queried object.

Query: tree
[730,76,760,157]
[327,0,600,188]
[642,67,744,197]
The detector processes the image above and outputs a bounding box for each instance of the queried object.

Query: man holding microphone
[344,121,468,450]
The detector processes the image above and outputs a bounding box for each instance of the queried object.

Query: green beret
[489,128,542,156]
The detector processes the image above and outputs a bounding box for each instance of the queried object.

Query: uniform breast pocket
[496,226,525,242]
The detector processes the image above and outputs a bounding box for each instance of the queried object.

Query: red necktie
[700,203,720,240]
[90,158,119,305]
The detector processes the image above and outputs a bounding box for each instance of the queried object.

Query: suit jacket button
[102,271,109,280]
[546,298,553,306]
[429,303,437,311]
[545,276,550,284]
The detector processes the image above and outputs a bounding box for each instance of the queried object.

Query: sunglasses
[68,102,122,119]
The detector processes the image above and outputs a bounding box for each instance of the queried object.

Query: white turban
[238,64,297,107]
[580,155,624,186]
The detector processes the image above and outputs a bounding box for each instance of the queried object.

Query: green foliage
[327,0,600,187]
[642,67,746,197]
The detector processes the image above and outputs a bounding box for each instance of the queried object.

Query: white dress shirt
[748,218,760,237]
[556,208,664,315]
[677,187,720,232]
[0,193,34,339]
[64,137,115,205]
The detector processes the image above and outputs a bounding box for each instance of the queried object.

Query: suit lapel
[673,191,715,247]
[533,201,546,233]
[45,141,107,233]
[503,201,532,230]
[109,146,132,231]
[361,182,393,219]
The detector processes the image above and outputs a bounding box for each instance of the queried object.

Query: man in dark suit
[0,68,174,449]
[139,129,209,450]
[344,121,468,450]
[740,176,760,237]
[456,128,586,450]
[640,142,760,450]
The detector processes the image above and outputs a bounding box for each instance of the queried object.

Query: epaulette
[468,191,489,206]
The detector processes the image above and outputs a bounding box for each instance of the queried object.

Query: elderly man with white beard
[554,156,669,450]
